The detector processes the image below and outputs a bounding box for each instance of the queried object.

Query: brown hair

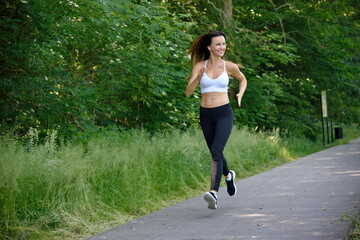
[188,31,227,66]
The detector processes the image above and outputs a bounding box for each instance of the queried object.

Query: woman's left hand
[236,94,242,108]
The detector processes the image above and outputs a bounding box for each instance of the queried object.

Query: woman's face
[208,36,226,57]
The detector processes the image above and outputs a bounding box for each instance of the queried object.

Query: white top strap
[204,60,208,70]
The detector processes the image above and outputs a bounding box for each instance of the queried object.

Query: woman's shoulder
[193,60,206,69]
[196,60,206,66]
[224,61,240,71]
[224,60,238,69]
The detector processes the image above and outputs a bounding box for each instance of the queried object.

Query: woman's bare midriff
[201,92,229,108]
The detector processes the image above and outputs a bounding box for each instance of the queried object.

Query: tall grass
[1,125,359,239]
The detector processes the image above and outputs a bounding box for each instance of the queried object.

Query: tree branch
[207,0,226,25]
[268,0,287,44]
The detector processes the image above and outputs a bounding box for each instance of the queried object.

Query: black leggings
[200,103,234,192]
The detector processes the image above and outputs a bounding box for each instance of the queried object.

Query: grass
[350,223,360,240]
[343,215,360,240]
[1,125,359,239]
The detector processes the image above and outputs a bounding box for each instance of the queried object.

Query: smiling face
[207,35,226,58]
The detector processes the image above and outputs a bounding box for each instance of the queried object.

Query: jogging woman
[185,31,247,209]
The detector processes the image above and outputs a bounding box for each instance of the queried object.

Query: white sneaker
[204,192,218,209]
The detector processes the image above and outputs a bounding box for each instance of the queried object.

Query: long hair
[188,30,227,67]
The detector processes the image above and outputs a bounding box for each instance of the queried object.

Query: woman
[185,31,247,209]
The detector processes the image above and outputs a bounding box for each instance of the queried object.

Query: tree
[1,0,359,139]
[223,0,233,27]
[0,0,194,137]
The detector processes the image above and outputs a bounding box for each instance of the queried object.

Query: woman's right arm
[185,62,204,97]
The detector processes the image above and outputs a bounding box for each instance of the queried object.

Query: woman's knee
[210,146,223,161]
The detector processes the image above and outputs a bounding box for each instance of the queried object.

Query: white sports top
[200,60,229,94]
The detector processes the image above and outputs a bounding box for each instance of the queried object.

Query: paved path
[88,139,360,240]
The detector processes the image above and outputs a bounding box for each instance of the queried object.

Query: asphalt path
[87,138,360,240]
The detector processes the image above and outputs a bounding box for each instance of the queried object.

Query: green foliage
[1,0,359,137]
[1,0,194,137]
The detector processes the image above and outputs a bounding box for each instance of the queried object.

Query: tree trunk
[223,0,233,27]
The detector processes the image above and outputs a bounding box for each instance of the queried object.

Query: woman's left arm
[228,62,247,108]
